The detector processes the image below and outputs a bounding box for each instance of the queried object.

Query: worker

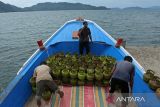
[78,21,92,55]
[109,56,135,107]
[33,62,64,107]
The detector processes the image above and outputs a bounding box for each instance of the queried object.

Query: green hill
[0,1,21,12]
[0,2,109,13]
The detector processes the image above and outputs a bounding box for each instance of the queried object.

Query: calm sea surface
[0,10,160,92]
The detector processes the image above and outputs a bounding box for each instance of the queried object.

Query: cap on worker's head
[83,21,88,25]
[124,56,133,62]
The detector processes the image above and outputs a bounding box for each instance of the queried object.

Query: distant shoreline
[0,9,110,13]
[1,9,160,14]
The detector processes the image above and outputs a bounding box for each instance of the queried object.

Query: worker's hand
[82,27,85,30]
[59,91,64,98]
[57,90,64,98]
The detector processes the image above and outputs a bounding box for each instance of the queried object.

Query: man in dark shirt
[78,21,92,55]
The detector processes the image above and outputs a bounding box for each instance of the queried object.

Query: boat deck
[25,86,137,107]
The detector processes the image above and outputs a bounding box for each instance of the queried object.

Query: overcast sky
[1,0,160,8]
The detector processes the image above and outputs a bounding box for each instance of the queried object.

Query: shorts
[36,80,58,97]
[109,78,129,104]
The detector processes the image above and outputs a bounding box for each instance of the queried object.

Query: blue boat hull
[0,20,160,107]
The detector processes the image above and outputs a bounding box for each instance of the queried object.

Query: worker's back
[35,65,52,83]
[112,61,134,82]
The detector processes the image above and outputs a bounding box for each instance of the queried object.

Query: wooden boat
[0,19,160,107]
